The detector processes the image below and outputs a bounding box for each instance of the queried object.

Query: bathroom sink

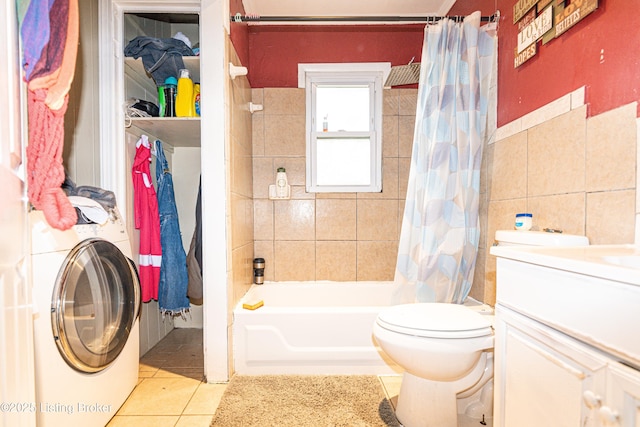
[490,244,640,368]
[601,255,640,269]
[491,244,640,286]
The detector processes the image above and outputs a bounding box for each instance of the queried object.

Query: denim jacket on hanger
[154,140,190,317]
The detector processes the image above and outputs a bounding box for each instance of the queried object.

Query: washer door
[51,238,140,373]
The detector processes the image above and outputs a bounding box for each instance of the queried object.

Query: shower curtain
[394,11,497,304]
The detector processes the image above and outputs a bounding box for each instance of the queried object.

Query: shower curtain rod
[231,12,499,24]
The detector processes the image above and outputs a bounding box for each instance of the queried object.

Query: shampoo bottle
[176,68,194,117]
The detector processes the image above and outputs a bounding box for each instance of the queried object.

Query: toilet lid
[376,303,493,339]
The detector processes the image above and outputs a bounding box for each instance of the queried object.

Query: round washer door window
[51,238,140,373]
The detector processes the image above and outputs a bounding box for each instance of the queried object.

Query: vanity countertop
[490,244,640,287]
[491,243,640,368]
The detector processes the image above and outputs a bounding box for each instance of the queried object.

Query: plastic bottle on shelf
[193,83,200,116]
[176,68,195,117]
[157,85,166,117]
[163,76,177,117]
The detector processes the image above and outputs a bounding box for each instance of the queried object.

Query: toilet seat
[376,303,493,339]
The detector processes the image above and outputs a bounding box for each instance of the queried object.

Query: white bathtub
[232,281,403,375]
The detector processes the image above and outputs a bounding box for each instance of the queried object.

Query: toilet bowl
[373,303,494,427]
[374,229,590,427]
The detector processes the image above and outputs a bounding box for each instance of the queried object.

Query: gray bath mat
[210,375,400,426]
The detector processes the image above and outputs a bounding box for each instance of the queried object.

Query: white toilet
[374,230,589,427]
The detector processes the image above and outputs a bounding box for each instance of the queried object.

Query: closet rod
[231,12,499,24]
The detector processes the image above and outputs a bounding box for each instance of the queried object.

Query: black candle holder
[253,258,265,284]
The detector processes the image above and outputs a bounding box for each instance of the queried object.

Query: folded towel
[27,0,68,83]
[20,0,54,80]
[16,0,33,26]
[62,174,117,211]
[28,0,79,110]
[67,196,109,225]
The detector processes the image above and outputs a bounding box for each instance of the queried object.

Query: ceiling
[239,0,457,24]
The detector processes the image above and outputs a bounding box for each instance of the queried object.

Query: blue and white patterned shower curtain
[394,11,497,304]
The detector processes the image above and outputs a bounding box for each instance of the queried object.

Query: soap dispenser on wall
[268,167,291,200]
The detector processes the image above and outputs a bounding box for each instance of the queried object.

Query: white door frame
[0,1,36,425]
[98,0,230,382]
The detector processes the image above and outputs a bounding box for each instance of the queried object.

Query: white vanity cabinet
[606,363,640,426]
[494,305,638,427]
[491,245,640,427]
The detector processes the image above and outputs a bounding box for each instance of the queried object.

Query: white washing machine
[30,208,140,426]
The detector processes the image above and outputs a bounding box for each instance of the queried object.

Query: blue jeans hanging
[155,140,190,317]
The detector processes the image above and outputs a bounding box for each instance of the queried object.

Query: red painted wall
[245,25,424,88]
[448,0,497,17]
[234,0,497,89]
[229,0,250,67]
[496,0,640,125]
[229,0,640,125]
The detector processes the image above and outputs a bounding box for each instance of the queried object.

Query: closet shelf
[129,117,201,147]
[125,56,201,147]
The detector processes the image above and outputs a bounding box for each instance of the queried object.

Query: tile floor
[107,328,225,427]
[106,328,404,427]
[107,328,495,427]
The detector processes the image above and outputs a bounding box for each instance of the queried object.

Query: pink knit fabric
[26,88,77,230]
[24,0,79,230]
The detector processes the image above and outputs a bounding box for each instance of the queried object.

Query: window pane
[316,138,370,186]
[316,86,370,132]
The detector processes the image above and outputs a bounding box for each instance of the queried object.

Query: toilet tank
[495,230,589,247]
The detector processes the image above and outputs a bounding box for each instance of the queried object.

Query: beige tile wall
[227,37,254,367]
[252,88,418,282]
[480,102,638,305]
[251,87,638,306]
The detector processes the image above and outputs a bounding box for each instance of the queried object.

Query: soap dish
[268,184,291,200]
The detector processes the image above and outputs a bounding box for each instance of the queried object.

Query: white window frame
[299,63,390,193]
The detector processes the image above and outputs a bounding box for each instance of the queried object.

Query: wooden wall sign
[513,0,599,68]
[513,0,539,23]
[518,8,537,30]
[517,5,553,54]
[515,43,537,68]
[555,0,599,36]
